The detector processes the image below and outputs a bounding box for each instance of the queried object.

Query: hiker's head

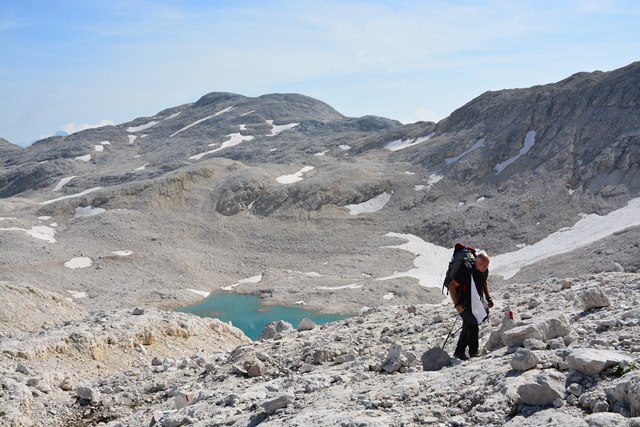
[474,251,490,272]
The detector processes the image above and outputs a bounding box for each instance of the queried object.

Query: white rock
[604,371,640,417]
[296,318,317,332]
[517,370,566,406]
[567,349,633,375]
[580,287,611,310]
[502,311,571,347]
[510,348,539,371]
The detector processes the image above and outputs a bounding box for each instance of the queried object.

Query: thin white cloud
[62,120,113,134]
[402,107,441,124]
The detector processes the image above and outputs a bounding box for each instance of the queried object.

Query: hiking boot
[469,352,479,358]
[453,351,468,361]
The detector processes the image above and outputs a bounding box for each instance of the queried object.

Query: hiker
[448,250,493,360]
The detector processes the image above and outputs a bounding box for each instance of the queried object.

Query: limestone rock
[585,412,635,427]
[421,347,451,371]
[580,287,611,310]
[76,386,100,402]
[567,349,633,375]
[510,348,539,371]
[296,318,316,332]
[261,394,294,415]
[259,320,293,341]
[501,311,571,347]
[604,371,640,417]
[517,370,566,406]
[380,343,403,373]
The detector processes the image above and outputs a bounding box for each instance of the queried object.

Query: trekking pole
[441,316,459,350]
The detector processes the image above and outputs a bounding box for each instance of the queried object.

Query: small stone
[523,338,547,350]
[592,401,609,413]
[261,395,294,415]
[553,398,564,408]
[132,308,144,315]
[76,386,99,402]
[60,377,73,391]
[567,395,578,406]
[296,318,316,332]
[567,383,583,397]
[15,364,31,375]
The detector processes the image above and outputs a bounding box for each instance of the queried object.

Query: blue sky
[1,0,639,146]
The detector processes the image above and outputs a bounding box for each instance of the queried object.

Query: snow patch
[384,132,435,151]
[94,145,104,152]
[190,132,255,160]
[38,216,51,221]
[164,111,182,120]
[0,226,57,243]
[134,163,149,171]
[221,274,263,291]
[345,192,391,215]
[317,283,364,290]
[67,290,88,299]
[64,257,92,269]
[100,141,111,145]
[75,154,91,162]
[276,166,315,184]
[383,292,395,300]
[52,176,76,191]
[186,289,210,298]
[266,120,299,136]
[492,197,640,279]
[314,150,329,156]
[495,130,536,174]
[127,121,159,133]
[113,250,133,256]
[128,135,137,144]
[74,206,106,218]
[377,232,451,288]
[444,138,485,165]
[41,187,102,205]
[339,145,351,151]
[171,107,235,137]
[414,185,427,191]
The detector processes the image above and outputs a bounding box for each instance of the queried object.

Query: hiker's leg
[454,316,468,355]
[468,323,480,355]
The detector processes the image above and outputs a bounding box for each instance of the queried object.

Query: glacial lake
[177,293,349,341]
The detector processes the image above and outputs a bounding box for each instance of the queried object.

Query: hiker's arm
[483,281,494,307]
[448,280,464,313]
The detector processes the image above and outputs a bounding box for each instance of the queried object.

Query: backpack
[442,243,476,295]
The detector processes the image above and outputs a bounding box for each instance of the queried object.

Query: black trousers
[455,308,479,356]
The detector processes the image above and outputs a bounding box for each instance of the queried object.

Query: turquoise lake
[177,293,349,341]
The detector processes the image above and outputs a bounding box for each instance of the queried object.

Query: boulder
[567,349,634,375]
[580,287,611,310]
[259,320,293,341]
[501,311,571,347]
[380,343,404,373]
[510,348,539,371]
[517,370,566,406]
[76,386,100,402]
[296,318,316,332]
[604,371,640,417]
[261,394,294,415]
[586,412,635,427]
[421,347,451,371]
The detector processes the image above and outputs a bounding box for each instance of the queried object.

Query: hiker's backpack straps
[442,242,476,295]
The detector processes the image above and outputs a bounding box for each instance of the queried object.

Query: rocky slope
[1,273,639,426]
[1,62,640,426]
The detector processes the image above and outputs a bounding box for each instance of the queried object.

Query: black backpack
[442,243,476,295]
